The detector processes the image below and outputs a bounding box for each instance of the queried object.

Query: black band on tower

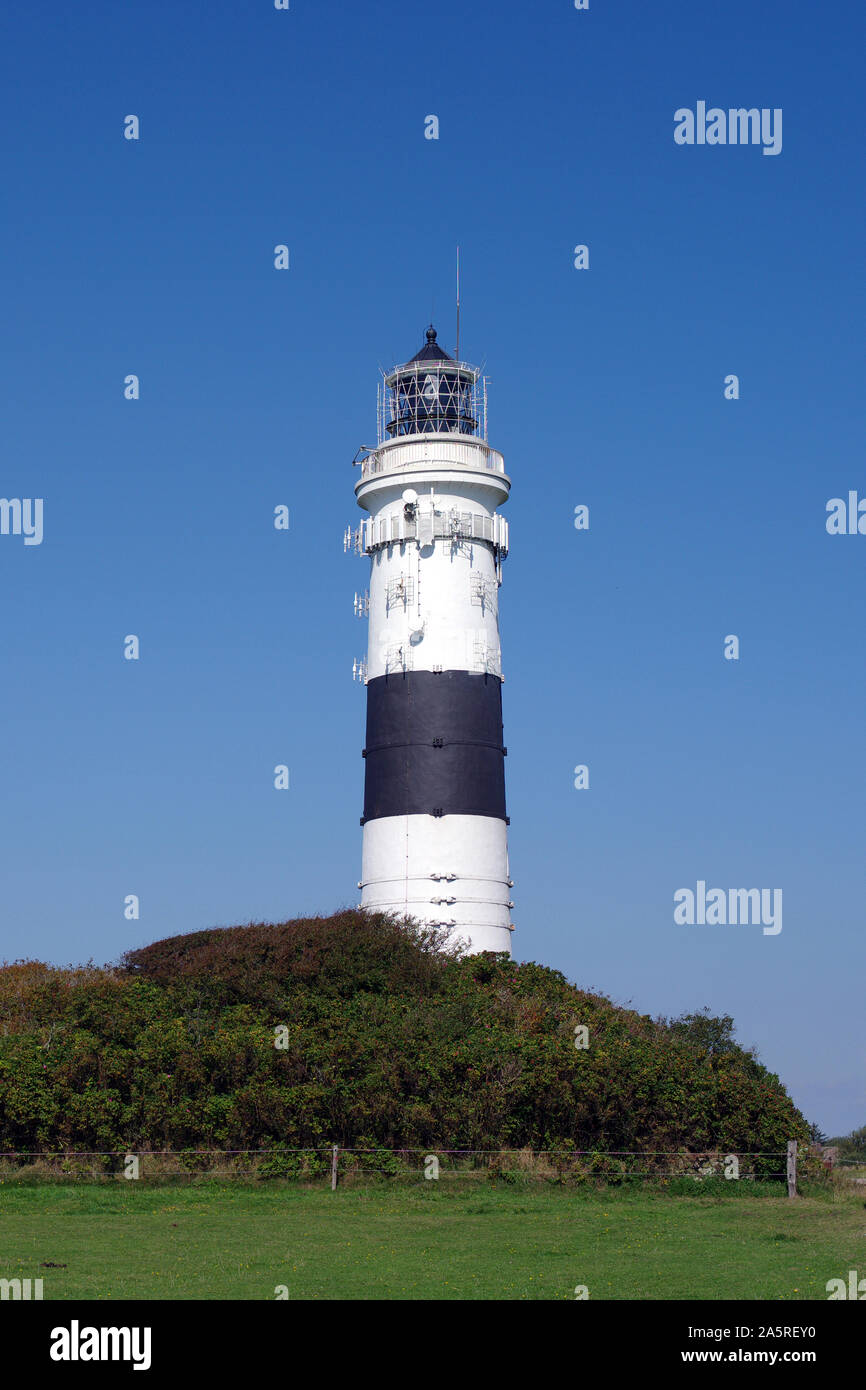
[362,670,507,823]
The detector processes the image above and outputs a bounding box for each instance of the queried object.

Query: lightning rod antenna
[456,245,461,362]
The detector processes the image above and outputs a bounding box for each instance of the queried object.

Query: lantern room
[382,326,485,440]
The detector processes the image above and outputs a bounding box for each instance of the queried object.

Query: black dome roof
[408,325,453,364]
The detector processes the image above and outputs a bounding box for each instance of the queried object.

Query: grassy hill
[0,911,809,1167]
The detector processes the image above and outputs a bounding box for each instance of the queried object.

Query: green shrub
[0,912,809,1163]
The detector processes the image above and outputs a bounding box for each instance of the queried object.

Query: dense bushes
[0,911,809,1165]
[828,1125,866,1162]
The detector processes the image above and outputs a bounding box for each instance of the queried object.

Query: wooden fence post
[331,1144,339,1191]
[787,1140,797,1198]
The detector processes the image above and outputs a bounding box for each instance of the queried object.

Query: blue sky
[1,0,863,1135]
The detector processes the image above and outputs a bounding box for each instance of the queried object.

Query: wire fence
[0,1144,824,1189]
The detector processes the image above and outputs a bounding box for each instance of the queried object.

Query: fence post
[331,1144,339,1191]
[787,1140,797,1198]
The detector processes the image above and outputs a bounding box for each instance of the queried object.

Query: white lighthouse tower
[347,326,514,955]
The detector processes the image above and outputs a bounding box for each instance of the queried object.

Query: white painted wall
[360,812,513,954]
[355,435,514,955]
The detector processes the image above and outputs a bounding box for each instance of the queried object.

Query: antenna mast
[456,245,460,362]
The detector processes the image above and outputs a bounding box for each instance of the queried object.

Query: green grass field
[1,1181,863,1300]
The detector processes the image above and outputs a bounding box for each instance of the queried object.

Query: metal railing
[360,438,505,480]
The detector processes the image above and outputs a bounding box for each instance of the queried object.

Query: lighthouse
[347,326,514,955]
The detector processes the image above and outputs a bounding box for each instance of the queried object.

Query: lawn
[0,1180,862,1300]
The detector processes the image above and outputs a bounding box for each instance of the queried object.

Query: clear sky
[1,0,863,1136]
